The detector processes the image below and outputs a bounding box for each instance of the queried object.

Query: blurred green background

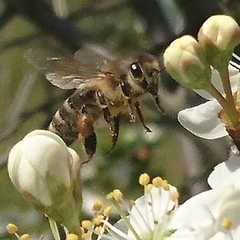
[0,0,240,239]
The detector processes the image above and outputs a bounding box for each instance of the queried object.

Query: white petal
[170,190,216,228]
[23,130,72,187]
[208,156,240,189]
[171,204,215,240]
[178,99,228,139]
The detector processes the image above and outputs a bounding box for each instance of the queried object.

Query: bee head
[129,53,163,112]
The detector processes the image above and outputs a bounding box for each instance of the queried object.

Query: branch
[0,71,37,142]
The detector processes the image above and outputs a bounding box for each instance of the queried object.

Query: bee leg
[103,107,120,154]
[77,113,97,163]
[134,101,152,132]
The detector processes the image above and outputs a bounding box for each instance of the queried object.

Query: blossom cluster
[164,15,240,140]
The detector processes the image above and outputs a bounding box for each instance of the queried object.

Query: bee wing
[74,47,115,68]
[25,48,107,90]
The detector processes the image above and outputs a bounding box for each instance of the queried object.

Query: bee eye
[130,62,144,79]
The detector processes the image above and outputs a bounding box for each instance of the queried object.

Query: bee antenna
[157,67,166,74]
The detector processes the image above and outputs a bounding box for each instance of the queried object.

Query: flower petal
[208,156,240,189]
[178,99,228,139]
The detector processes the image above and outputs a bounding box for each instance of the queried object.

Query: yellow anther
[82,232,90,239]
[94,226,102,233]
[161,180,169,191]
[112,189,123,201]
[92,200,103,212]
[93,215,104,225]
[139,173,150,186]
[81,220,92,229]
[221,218,232,230]
[129,199,135,207]
[145,183,153,193]
[170,191,179,201]
[106,192,114,200]
[6,223,18,234]
[103,206,112,217]
[152,177,163,187]
[20,234,30,240]
[66,234,78,240]
[80,227,85,235]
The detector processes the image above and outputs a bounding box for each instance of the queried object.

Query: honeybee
[26,48,163,161]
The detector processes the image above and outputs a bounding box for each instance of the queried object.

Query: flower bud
[163,35,211,90]
[8,130,82,234]
[198,15,240,70]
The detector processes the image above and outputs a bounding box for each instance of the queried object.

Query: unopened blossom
[198,15,240,71]
[163,15,240,139]
[8,130,82,235]
[164,35,211,90]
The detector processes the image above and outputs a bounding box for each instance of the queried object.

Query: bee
[26,48,163,161]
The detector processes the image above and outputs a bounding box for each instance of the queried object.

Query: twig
[0,71,37,142]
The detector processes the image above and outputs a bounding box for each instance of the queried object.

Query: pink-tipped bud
[198,15,240,70]
[163,35,211,90]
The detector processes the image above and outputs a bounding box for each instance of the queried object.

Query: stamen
[170,191,179,201]
[92,200,103,212]
[20,234,30,240]
[145,183,153,193]
[152,177,163,187]
[103,206,112,217]
[6,223,18,234]
[102,220,128,239]
[82,232,90,239]
[129,200,135,207]
[108,193,141,240]
[94,215,104,225]
[81,220,92,229]
[221,218,232,230]
[139,173,150,185]
[107,189,123,201]
[66,233,79,240]
[161,180,169,191]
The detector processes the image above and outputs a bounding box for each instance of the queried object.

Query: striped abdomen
[48,90,102,145]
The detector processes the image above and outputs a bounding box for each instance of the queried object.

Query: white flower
[122,186,178,239]
[8,130,82,234]
[178,63,240,139]
[81,174,196,240]
[169,156,240,240]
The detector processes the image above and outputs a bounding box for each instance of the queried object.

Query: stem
[48,217,61,240]
[112,199,141,240]
[219,68,236,107]
[207,84,240,128]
